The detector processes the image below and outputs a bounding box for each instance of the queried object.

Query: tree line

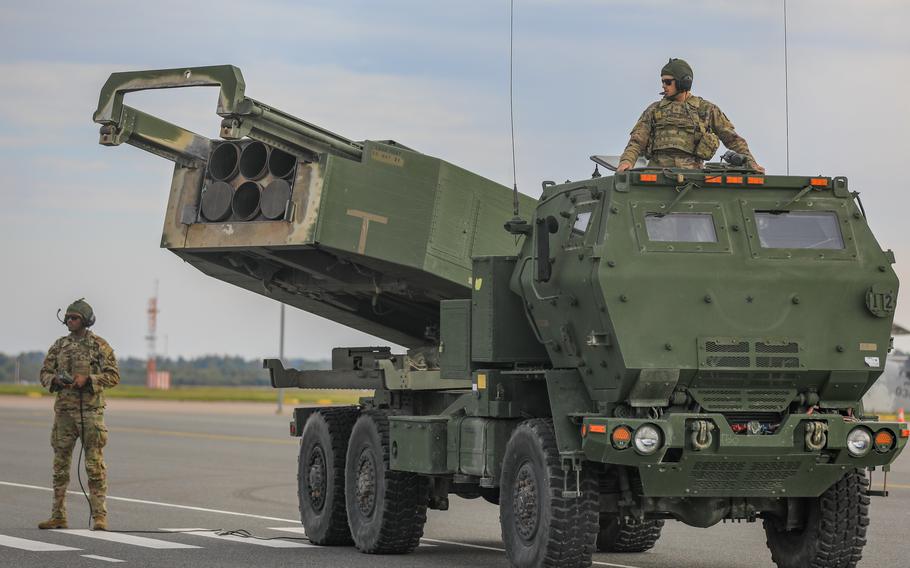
[0,351,329,387]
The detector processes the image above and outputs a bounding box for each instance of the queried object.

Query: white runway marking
[3,480,642,567]
[267,526,437,547]
[163,528,314,548]
[54,529,201,549]
[267,526,307,535]
[81,554,125,562]
[0,534,80,552]
[0,481,297,523]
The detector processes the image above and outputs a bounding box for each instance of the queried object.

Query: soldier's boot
[91,516,107,531]
[38,486,68,529]
[38,517,68,529]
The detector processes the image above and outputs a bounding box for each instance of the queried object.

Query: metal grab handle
[93,65,246,126]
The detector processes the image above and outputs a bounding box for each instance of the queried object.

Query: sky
[1,0,909,361]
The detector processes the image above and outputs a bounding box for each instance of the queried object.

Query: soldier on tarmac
[618,58,764,173]
[38,299,119,531]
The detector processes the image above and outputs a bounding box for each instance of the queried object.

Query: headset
[56,300,96,327]
[665,58,693,92]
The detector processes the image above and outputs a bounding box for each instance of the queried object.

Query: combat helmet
[661,58,693,91]
[65,298,96,327]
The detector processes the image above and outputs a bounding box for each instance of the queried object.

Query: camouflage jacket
[619,95,757,167]
[40,331,120,413]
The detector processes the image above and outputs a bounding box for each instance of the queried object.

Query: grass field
[0,384,365,405]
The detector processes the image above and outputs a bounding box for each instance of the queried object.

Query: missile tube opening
[268,148,297,179]
[232,181,262,221]
[239,141,270,180]
[209,142,240,181]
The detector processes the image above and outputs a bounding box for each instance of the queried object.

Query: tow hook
[805,421,828,451]
[690,420,716,451]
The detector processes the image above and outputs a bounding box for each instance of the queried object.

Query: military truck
[94,65,906,568]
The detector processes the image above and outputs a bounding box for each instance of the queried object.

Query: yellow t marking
[346,209,389,254]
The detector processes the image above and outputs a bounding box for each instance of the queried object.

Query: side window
[572,211,592,235]
[644,213,717,243]
[754,211,844,250]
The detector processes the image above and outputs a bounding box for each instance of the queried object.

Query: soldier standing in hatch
[38,299,119,531]
[618,58,764,173]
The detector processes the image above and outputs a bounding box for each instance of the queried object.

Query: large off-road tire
[500,419,599,568]
[763,469,870,568]
[344,411,429,554]
[297,407,359,545]
[596,514,664,552]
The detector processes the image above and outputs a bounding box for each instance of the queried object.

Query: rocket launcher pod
[93,65,536,348]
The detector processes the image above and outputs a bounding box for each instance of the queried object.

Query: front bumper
[581,413,907,498]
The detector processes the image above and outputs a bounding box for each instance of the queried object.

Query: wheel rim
[307,445,327,511]
[355,448,378,517]
[513,460,540,542]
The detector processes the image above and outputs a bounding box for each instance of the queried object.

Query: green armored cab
[95,65,906,568]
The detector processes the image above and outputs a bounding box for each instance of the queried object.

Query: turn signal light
[639,173,658,183]
[874,430,895,453]
[901,429,910,439]
[589,424,607,434]
[705,175,722,184]
[726,175,743,184]
[611,426,632,450]
[747,176,764,185]
[810,177,829,187]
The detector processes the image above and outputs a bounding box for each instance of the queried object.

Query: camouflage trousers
[50,410,109,520]
[647,149,703,169]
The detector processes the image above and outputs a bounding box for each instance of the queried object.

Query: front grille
[699,338,802,370]
[756,342,799,353]
[691,460,801,493]
[706,341,749,353]
[706,356,750,368]
[693,389,794,412]
[756,356,800,368]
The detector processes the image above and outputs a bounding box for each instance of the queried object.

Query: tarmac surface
[1,395,908,567]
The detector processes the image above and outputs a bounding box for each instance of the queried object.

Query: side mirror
[536,215,559,282]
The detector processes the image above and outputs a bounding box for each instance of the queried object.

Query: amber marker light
[611,425,632,450]
[705,175,722,184]
[901,428,910,439]
[874,430,895,453]
[747,177,764,185]
[639,173,658,183]
[810,177,829,187]
[726,175,744,184]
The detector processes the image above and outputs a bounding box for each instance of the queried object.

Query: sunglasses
[661,78,676,86]
[65,315,82,322]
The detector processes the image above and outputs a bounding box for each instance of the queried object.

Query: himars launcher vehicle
[94,65,906,568]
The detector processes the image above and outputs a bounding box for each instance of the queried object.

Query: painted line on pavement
[162,528,313,548]
[0,534,80,552]
[6,418,295,446]
[421,538,640,568]
[0,481,298,523]
[81,555,126,563]
[2,480,642,566]
[267,526,436,546]
[54,529,201,549]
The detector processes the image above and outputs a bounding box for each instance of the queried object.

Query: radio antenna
[509,0,520,217]
[783,0,791,175]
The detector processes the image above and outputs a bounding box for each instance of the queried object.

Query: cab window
[755,211,844,250]
[644,213,717,243]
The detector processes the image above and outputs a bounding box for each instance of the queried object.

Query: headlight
[846,428,872,457]
[633,424,663,455]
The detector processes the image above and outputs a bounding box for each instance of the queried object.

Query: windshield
[645,213,717,243]
[755,211,844,249]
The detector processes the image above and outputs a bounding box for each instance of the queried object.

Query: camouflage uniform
[619,95,758,169]
[39,330,119,523]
